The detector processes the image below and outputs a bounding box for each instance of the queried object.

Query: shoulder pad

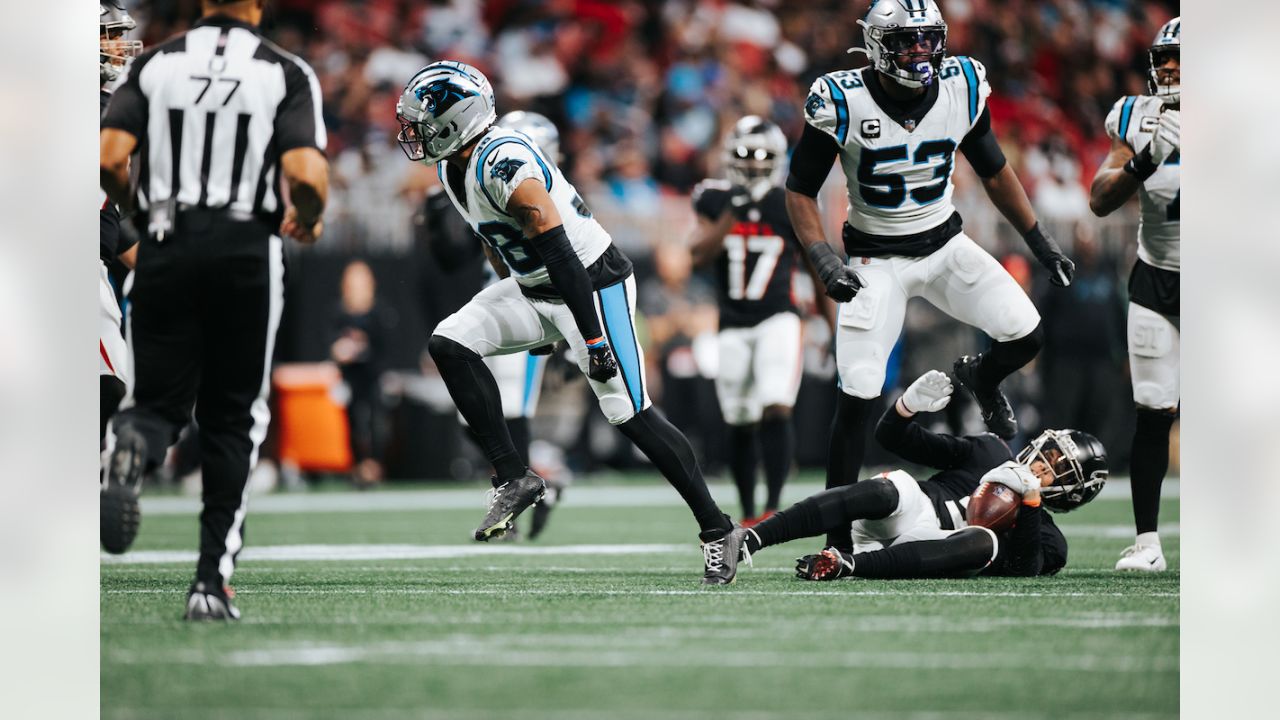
[804,73,859,145]
[474,133,553,213]
[944,56,991,126]
[1105,96,1139,142]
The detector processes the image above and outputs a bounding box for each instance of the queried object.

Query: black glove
[586,339,618,382]
[1022,223,1075,287]
[529,341,560,356]
[807,242,864,302]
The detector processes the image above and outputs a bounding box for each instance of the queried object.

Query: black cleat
[700,525,750,585]
[474,470,546,541]
[527,477,565,541]
[795,547,855,581]
[183,581,241,621]
[101,428,147,554]
[953,355,1017,439]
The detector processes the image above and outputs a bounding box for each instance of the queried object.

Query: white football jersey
[1105,95,1180,271]
[437,127,612,289]
[805,56,990,237]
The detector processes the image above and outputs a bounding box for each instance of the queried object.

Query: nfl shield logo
[903,118,917,132]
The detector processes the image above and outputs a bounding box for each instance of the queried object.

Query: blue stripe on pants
[598,282,643,414]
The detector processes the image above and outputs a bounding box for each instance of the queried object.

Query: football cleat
[1115,544,1167,572]
[183,581,241,621]
[795,547,855,581]
[101,427,147,554]
[953,355,1017,440]
[699,527,739,586]
[474,470,545,542]
[527,476,565,541]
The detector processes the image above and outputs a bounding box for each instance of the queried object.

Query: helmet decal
[416,79,479,117]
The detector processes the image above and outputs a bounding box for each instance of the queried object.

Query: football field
[101,474,1179,719]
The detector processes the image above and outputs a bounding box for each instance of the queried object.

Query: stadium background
[119,0,1179,488]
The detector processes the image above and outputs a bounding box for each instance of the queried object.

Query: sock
[506,417,531,466]
[727,424,759,518]
[101,375,126,443]
[428,336,525,481]
[851,527,996,579]
[743,528,763,555]
[824,393,875,550]
[759,413,793,511]
[1136,531,1161,548]
[1130,408,1175,535]
[975,323,1044,391]
[753,477,899,550]
[618,406,732,534]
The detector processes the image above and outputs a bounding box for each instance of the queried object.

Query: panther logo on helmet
[416,79,479,117]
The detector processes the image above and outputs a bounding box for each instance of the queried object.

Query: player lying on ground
[397,62,736,583]
[706,370,1107,583]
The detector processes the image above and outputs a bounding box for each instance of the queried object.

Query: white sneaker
[1115,544,1167,572]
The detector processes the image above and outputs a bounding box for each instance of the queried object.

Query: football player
[99,0,142,554]
[711,370,1108,583]
[689,117,818,526]
[1089,17,1180,573]
[784,0,1074,555]
[397,62,735,582]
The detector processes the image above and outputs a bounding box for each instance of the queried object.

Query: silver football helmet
[396,61,497,164]
[100,1,142,84]
[723,116,787,198]
[1148,17,1180,106]
[852,0,948,89]
[1016,429,1108,513]
[496,111,561,162]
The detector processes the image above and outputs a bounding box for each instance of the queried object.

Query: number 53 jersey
[436,127,615,291]
[1105,95,1180,272]
[804,56,991,250]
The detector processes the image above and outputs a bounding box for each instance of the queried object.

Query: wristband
[1122,146,1158,181]
[585,336,606,349]
[1022,495,1042,508]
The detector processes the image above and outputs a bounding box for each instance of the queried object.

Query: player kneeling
[710,371,1107,583]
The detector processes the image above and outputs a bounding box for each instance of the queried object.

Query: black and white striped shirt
[102,15,325,226]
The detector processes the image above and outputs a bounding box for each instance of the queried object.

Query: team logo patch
[805,93,826,118]
[415,79,477,117]
[490,158,526,183]
[861,119,881,138]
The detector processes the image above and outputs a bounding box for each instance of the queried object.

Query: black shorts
[1128,259,1179,318]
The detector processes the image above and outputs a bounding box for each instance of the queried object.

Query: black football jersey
[691,182,803,329]
[100,89,126,263]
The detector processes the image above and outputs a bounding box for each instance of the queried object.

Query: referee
[99,0,329,621]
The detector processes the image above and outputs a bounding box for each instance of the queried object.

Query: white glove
[1149,109,1179,165]
[980,461,1039,495]
[899,370,953,414]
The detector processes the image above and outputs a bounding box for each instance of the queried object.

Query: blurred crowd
[124,0,1178,481]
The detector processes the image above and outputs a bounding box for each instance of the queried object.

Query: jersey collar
[863,67,940,133]
[194,15,261,34]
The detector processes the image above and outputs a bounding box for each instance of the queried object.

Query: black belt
[842,211,964,259]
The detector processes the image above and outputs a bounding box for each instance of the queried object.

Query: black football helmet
[1017,429,1108,513]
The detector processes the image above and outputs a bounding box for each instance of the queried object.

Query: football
[966,482,1023,532]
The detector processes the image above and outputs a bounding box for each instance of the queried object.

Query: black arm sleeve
[531,225,604,341]
[983,505,1060,577]
[784,123,839,198]
[874,406,975,470]
[101,53,151,138]
[274,56,325,152]
[958,107,1007,179]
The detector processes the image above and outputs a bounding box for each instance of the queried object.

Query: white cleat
[1115,544,1167,572]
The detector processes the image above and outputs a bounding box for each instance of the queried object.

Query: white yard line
[136,478,1179,516]
[104,586,1177,598]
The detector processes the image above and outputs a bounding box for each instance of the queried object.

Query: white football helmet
[396,61,496,164]
[496,111,561,162]
[1148,17,1180,106]
[723,116,787,199]
[100,1,142,84]
[852,0,947,89]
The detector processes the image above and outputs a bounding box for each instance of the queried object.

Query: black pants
[112,213,283,586]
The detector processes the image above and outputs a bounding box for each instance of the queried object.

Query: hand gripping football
[966,482,1022,532]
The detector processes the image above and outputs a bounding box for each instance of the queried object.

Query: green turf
[102,476,1178,720]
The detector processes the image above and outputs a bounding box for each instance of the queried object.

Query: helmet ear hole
[439,125,452,140]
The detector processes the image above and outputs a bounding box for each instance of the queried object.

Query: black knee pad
[853,477,900,517]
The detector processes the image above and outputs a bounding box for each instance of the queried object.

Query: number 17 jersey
[691,183,804,329]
